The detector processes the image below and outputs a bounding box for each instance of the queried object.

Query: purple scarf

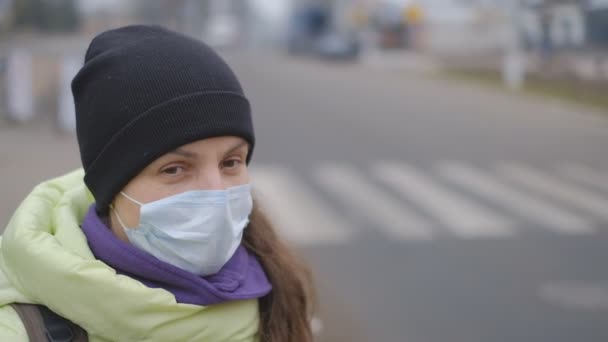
[80,204,272,305]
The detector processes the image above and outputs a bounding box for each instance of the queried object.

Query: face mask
[113,184,252,276]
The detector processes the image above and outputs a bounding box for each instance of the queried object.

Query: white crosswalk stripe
[498,162,608,221]
[372,161,514,238]
[314,163,434,241]
[251,166,354,244]
[437,162,594,235]
[250,161,605,245]
[557,163,608,193]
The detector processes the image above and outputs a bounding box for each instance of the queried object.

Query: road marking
[499,162,608,221]
[314,163,434,241]
[373,161,513,238]
[251,166,353,244]
[539,281,608,311]
[438,162,594,235]
[558,162,608,193]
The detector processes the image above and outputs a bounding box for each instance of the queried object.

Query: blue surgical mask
[113,184,252,276]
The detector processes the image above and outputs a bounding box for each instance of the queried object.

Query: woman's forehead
[153,137,249,163]
[174,136,248,152]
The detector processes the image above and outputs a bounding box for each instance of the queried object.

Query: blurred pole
[503,0,525,91]
[180,0,204,38]
[57,56,80,134]
[6,48,34,123]
[334,0,349,31]
[209,0,226,15]
[244,0,263,51]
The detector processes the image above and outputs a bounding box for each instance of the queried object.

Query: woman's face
[109,136,250,241]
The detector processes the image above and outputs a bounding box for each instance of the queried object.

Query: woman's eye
[161,166,184,175]
[221,159,242,169]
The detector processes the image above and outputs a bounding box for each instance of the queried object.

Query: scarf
[80,204,271,305]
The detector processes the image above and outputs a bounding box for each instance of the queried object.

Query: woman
[0,25,315,341]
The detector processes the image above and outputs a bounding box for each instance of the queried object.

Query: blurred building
[0,0,13,30]
[426,0,507,54]
[521,0,585,50]
[520,0,608,50]
[582,0,608,47]
[77,0,136,34]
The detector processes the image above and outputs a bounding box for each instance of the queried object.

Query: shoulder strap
[10,303,47,341]
[10,303,88,342]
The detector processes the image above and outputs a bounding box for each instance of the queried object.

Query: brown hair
[243,197,317,342]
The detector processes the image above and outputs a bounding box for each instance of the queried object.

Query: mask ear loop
[120,191,144,206]
[109,203,131,230]
[110,192,143,230]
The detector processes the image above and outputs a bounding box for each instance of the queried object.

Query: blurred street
[2,51,608,341]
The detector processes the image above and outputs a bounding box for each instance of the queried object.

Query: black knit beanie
[71,25,254,215]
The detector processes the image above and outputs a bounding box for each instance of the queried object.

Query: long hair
[243,197,317,342]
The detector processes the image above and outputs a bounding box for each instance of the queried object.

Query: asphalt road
[2,51,608,342]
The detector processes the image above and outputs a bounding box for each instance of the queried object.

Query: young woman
[0,25,315,341]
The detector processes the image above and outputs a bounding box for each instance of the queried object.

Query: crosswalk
[373,161,512,238]
[315,163,433,241]
[250,161,608,245]
[438,162,594,235]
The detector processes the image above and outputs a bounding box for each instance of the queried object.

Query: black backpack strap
[10,303,88,342]
[10,303,48,341]
[39,305,76,342]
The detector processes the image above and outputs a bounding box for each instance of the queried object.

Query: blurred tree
[12,0,80,32]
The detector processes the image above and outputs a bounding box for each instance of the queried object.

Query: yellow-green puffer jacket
[0,169,260,341]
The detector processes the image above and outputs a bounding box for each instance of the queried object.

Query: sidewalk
[360,49,441,74]
[434,49,608,82]
[358,48,608,82]
[0,119,80,229]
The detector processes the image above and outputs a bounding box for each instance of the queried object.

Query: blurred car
[203,15,240,48]
[315,31,361,61]
[286,5,331,56]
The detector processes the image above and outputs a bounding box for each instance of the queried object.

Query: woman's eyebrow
[169,148,198,159]
[224,141,248,156]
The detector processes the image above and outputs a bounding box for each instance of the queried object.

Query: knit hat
[72,25,254,215]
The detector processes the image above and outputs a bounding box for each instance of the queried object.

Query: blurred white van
[203,15,240,48]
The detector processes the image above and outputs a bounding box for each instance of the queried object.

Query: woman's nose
[196,169,224,190]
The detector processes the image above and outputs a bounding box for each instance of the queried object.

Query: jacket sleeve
[0,305,28,341]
